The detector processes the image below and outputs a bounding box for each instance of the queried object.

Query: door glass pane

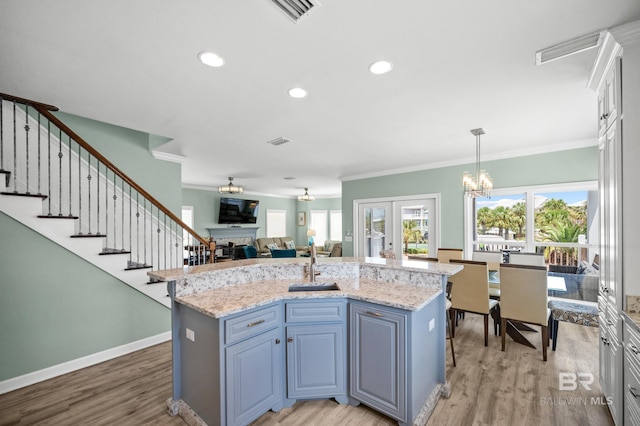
[401,205,429,258]
[364,207,386,257]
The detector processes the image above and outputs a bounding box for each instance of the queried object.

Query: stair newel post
[77,143,82,234]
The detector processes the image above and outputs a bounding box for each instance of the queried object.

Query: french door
[355,196,439,259]
[357,202,393,258]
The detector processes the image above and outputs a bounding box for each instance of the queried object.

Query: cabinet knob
[631,344,640,355]
[603,113,609,119]
[275,339,281,344]
[287,337,293,343]
[630,385,640,399]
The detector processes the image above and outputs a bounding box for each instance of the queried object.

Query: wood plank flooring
[0,313,613,425]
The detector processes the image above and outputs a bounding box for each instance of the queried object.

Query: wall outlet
[429,318,435,331]
[186,328,195,342]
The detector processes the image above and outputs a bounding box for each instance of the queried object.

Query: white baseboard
[0,331,172,395]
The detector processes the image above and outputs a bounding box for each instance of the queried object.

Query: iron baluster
[37,112,42,195]
[87,154,92,235]
[157,209,161,270]
[113,176,118,250]
[24,105,30,194]
[58,128,62,216]
[96,161,100,235]
[47,121,51,215]
[0,96,4,172]
[68,133,72,217]
[136,192,140,265]
[77,144,82,234]
[121,180,124,252]
[129,184,132,264]
[144,198,148,266]
[12,101,17,193]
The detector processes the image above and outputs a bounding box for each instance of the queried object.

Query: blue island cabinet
[174,301,284,426]
[349,298,444,425]
[284,300,348,403]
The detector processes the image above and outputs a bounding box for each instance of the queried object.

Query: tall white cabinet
[588,20,640,426]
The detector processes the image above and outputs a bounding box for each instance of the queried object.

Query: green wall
[341,146,599,256]
[0,112,179,383]
[55,111,182,215]
[0,213,170,381]
[294,198,342,245]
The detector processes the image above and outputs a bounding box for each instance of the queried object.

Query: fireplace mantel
[207,227,260,246]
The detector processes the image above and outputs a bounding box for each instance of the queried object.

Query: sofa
[254,237,308,256]
[317,240,342,257]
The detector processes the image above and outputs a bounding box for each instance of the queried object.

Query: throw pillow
[284,240,296,250]
[266,242,279,250]
[577,260,598,276]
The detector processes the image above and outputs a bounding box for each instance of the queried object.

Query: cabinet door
[225,328,281,426]
[350,303,406,422]
[286,324,345,399]
[599,321,609,394]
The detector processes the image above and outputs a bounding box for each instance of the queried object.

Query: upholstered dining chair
[437,248,463,264]
[448,259,499,346]
[508,252,545,267]
[499,263,551,361]
[472,250,503,299]
[379,249,396,259]
[445,298,456,367]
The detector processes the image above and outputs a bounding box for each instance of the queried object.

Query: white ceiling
[2,0,640,199]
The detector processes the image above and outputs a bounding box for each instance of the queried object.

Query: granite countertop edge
[175,278,442,319]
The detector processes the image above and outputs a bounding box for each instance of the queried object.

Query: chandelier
[298,188,315,202]
[218,177,244,194]
[463,128,493,198]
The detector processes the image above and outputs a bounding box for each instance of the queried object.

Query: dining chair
[508,252,545,267]
[499,263,550,361]
[379,249,396,259]
[448,259,499,346]
[445,298,456,367]
[472,250,503,299]
[437,248,463,263]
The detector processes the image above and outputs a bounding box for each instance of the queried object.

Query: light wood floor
[0,314,613,426]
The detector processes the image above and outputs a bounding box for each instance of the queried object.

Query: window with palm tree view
[467,182,599,302]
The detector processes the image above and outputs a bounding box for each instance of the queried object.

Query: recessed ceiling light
[198,51,225,67]
[288,87,307,98]
[369,60,393,75]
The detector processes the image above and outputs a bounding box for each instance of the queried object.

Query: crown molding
[151,150,187,164]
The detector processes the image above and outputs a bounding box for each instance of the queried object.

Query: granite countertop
[149,256,462,282]
[176,277,442,319]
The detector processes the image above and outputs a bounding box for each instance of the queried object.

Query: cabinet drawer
[626,326,640,366]
[286,301,345,323]
[224,304,280,345]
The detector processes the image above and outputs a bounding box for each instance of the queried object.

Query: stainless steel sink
[288,283,340,292]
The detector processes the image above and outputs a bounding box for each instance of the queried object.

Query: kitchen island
[149,256,462,426]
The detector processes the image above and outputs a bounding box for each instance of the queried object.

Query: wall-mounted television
[218,197,260,224]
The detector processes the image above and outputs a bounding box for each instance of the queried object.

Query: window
[464,182,600,302]
[310,210,328,247]
[330,210,342,241]
[266,209,287,237]
[182,206,194,246]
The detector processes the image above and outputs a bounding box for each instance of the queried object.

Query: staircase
[0,93,210,308]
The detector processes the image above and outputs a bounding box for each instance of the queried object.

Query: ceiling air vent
[267,137,291,146]
[268,0,321,23]
[535,31,603,65]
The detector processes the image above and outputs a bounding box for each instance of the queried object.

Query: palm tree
[476,207,493,235]
[542,220,585,265]
[403,221,423,253]
[492,206,511,240]
[510,202,526,239]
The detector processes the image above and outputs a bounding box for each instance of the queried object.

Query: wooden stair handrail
[0,92,208,247]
